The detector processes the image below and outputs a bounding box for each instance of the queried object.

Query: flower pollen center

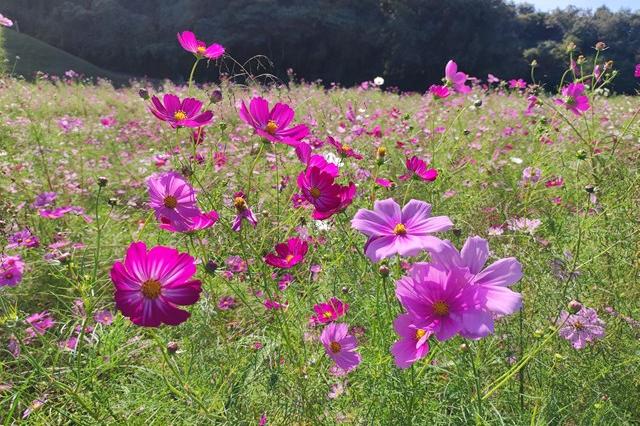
[573,321,584,330]
[163,195,178,209]
[196,45,206,54]
[234,196,247,211]
[329,341,341,353]
[174,110,187,121]
[393,223,407,235]
[310,187,321,199]
[433,300,449,316]
[266,120,278,135]
[323,311,333,319]
[285,254,295,263]
[141,279,162,299]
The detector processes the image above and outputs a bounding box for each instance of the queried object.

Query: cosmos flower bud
[568,300,583,314]
[205,260,218,274]
[97,176,108,187]
[107,197,118,206]
[210,89,223,103]
[604,60,613,70]
[530,59,538,68]
[566,42,576,52]
[473,99,482,108]
[595,41,607,51]
[378,265,390,277]
[341,286,350,294]
[577,55,586,65]
[167,341,179,354]
[459,343,469,352]
[584,185,595,194]
[138,88,149,100]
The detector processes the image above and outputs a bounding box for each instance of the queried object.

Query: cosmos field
[0,31,639,424]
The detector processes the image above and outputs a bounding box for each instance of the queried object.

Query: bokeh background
[1,0,639,92]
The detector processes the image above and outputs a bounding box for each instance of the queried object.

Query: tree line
[2,0,640,92]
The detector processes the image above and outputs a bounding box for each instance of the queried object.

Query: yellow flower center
[323,311,333,319]
[393,223,407,235]
[433,300,449,316]
[174,110,187,121]
[341,144,352,152]
[310,187,321,199]
[163,195,178,209]
[196,45,206,54]
[285,254,295,263]
[573,321,584,330]
[329,341,341,353]
[234,196,247,211]
[265,120,278,135]
[141,279,162,299]
[415,329,427,340]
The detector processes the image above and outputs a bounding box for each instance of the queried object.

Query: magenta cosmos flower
[351,198,452,263]
[390,313,432,369]
[159,210,219,233]
[1,254,25,287]
[297,156,355,220]
[149,94,213,128]
[554,83,590,116]
[429,84,450,99]
[326,136,363,160]
[427,236,523,320]
[231,191,258,231]
[177,31,225,60]
[264,237,308,269]
[400,156,438,182]
[147,171,200,225]
[320,323,361,373]
[444,60,471,94]
[558,307,605,349]
[110,241,202,327]
[310,297,349,325]
[635,64,640,78]
[238,97,309,145]
[396,263,485,341]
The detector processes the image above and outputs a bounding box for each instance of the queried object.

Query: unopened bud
[210,89,223,103]
[167,341,179,354]
[205,260,218,274]
[473,99,482,108]
[379,265,390,278]
[341,286,350,294]
[595,41,607,51]
[584,185,595,194]
[568,300,583,314]
[97,176,108,187]
[138,88,149,100]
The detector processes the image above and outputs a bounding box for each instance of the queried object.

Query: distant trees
[2,0,639,92]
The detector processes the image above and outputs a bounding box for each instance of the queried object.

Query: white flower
[324,152,344,168]
[373,76,384,86]
[510,157,523,164]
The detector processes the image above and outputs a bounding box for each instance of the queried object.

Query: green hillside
[0,27,129,82]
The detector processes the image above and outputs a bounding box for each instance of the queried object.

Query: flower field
[0,31,639,424]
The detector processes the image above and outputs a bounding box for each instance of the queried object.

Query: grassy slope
[0,27,129,82]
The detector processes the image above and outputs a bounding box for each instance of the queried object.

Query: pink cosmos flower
[238,97,309,145]
[400,156,438,182]
[159,210,219,233]
[32,192,56,208]
[149,94,213,128]
[1,254,25,287]
[25,311,55,340]
[39,206,92,223]
[635,64,640,78]
[7,229,40,249]
[554,83,590,116]
[264,238,309,269]
[231,191,258,231]
[487,74,500,84]
[310,297,349,325]
[545,176,564,188]
[320,323,361,373]
[147,171,200,225]
[100,116,116,128]
[508,79,527,89]
[429,84,450,99]
[444,60,471,94]
[558,307,605,349]
[396,263,482,341]
[326,136,363,159]
[0,13,13,27]
[297,158,355,220]
[427,236,523,330]
[110,241,202,327]
[177,31,225,60]
[94,310,113,325]
[525,95,538,115]
[390,313,432,369]
[351,198,452,263]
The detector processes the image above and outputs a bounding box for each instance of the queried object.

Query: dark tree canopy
[2,0,640,92]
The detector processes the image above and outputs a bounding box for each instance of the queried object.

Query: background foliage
[2,0,640,92]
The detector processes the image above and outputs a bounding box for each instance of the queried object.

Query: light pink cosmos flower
[351,198,452,263]
[320,323,361,373]
[177,31,225,60]
[264,238,309,269]
[487,74,500,84]
[444,60,471,93]
[399,156,438,182]
[390,313,432,369]
[427,236,523,332]
[558,307,605,349]
[310,297,349,325]
[0,13,13,27]
[554,83,590,116]
[149,94,213,128]
[238,97,309,145]
[110,241,202,327]
[147,171,200,226]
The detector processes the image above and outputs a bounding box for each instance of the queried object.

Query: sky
[519,0,639,11]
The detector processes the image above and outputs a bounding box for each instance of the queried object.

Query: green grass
[0,28,129,82]
[0,75,638,424]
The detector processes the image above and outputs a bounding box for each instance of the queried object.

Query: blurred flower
[0,13,13,27]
